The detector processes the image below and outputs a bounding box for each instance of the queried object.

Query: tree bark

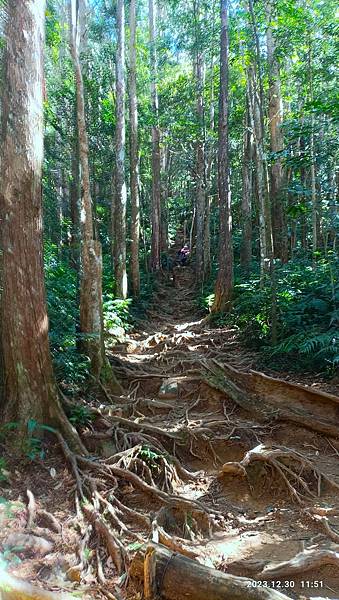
[240,99,253,271]
[69,0,122,391]
[149,0,161,271]
[247,65,273,282]
[211,0,233,313]
[248,0,274,281]
[0,0,86,454]
[114,0,128,298]
[129,0,141,297]
[131,544,291,600]
[266,1,288,263]
[193,0,206,285]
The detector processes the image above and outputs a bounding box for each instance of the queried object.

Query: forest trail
[104,252,339,599]
[1,257,339,600]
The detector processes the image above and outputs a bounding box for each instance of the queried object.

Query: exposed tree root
[25,489,61,534]
[82,501,126,574]
[201,359,339,438]
[219,443,339,504]
[257,547,339,578]
[306,509,339,543]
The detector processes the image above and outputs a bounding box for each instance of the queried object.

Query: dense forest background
[41,0,338,388]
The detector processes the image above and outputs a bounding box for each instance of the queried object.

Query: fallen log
[130,543,291,600]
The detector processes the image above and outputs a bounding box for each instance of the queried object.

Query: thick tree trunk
[69,0,122,391]
[240,100,253,271]
[149,0,161,271]
[114,0,128,298]
[211,0,233,313]
[129,0,141,297]
[131,544,291,600]
[0,0,85,453]
[266,1,288,263]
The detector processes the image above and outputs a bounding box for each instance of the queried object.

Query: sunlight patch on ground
[202,530,284,567]
[174,318,205,332]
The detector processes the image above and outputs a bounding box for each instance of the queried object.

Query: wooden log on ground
[130,543,291,600]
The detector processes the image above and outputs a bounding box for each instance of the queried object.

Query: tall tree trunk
[248,66,273,282]
[149,0,161,271]
[193,0,206,284]
[240,99,253,271]
[310,116,318,257]
[211,0,233,313]
[114,0,128,298]
[248,0,274,281]
[69,0,122,391]
[129,0,140,297]
[161,146,171,253]
[266,1,288,263]
[204,25,216,280]
[0,0,85,453]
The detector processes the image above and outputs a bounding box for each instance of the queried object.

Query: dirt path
[1,261,339,599]
[108,263,339,599]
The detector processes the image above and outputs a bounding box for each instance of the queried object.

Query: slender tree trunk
[204,30,216,280]
[248,0,274,281]
[308,41,318,260]
[0,0,85,453]
[211,0,233,313]
[129,0,140,297]
[193,0,206,284]
[161,146,171,253]
[299,135,308,250]
[310,116,318,257]
[248,66,273,282]
[69,0,122,391]
[114,0,128,298]
[266,1,288,263]
[149,0,161,271]
[240,99,253,271]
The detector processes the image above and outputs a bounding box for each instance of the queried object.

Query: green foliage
[103,296,133,342]
[45,244,90,385]
[204,258,339,374]
[139,445,161,467]
[0,421,56,460]
[68,405,93,427]
[23,420,56,460]
[0,458,9,483]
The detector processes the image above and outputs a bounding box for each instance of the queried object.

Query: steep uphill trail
[104,263,339,598]
[1,260,339,600]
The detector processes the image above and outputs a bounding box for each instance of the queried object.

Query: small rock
[3,532,54,557]
[159,378,178,399]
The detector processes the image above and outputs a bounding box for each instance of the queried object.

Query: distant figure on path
[177,244,190,266]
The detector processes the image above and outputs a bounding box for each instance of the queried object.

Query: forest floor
[1,248,339,599]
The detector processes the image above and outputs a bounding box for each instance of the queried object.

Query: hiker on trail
[177,244,190,266]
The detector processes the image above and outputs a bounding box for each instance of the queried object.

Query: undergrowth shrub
[203,256,339,375]
[45,243,156,385]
